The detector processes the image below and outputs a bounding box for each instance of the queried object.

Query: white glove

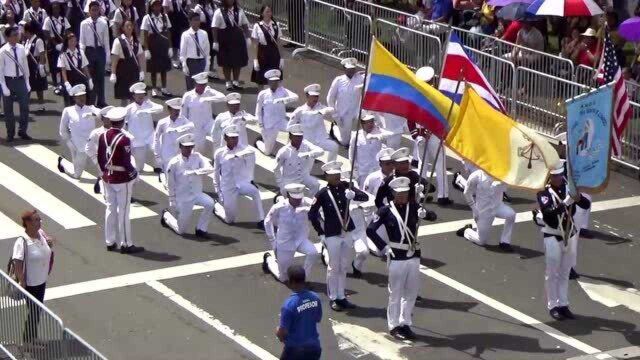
[55,43,62,51]
[168,48,173,58]
[1,83,9,96]
[253,59,259,72]
[279,58,284,69]
[109,73,117,83]
[169,199,176,208]
[182,63,189,76]
[38,64,46,77]
[384,246,393,257]
[418,207,427,219]
[298,152,310,159]
[139,71,145,81]
[64,81,72,93]
[345,189,355,200]
[212,42,219,52]
[25,82,30,93]
[319,235,326,243]
[366,133,382,141]
[88,78,94,90]
[415,183,425,194]
[144,50,151,60]
[563,195,575,207]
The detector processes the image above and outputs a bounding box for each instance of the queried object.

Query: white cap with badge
[105,107,127,122]
[340,57,357,69]
[549,160,566,175]
[223,124,240,137]
[99,105,114,117]
[389,176,410,192]
[70,84,87,96]
[177,133,196,146]
[226,92,241,104]
[304,83,321,96]
[377,147,395,161]
[265,69,281,81]
[415,66,435,83]
[391,147,411,162]
[287,123,304,136]
[192,72,209,84]
[361,114,375,122]
[284,183,305,199]
[129,82,146,94]
[321,161,343,175]
[165,98,182,110]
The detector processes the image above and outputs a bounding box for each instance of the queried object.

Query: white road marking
[147,280,278,360]
[0,161,95,229]
[15,145,156,219]
[329,318,409,360]
[0,211,24,240]
[578,280,640,313]
[417,195,640,237]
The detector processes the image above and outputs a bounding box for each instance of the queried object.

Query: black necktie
[12,47,19,76]
[194,31,200,57]
[92,19,99,47]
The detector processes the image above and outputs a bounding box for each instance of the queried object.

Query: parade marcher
[57,84,97,179]
[181,71,225,153]
[213,124,265,228]
[455,168,515,251]
[255,69,298,156]
[141,0,173,98]
[537,163,590,320]
[274,123,323,197]
[110,19,145,106]
[375,112,407,150]
[22,22,47,112]
[42,2,69,95]
[0,26,31,141]
[153,97,194,174]
[211,0,249,90]
[179,12,210,90]
[161,133,216,237]
[210,92,256,154]
[110,0,139,38]
[65,0,83,36]
[349,114,392,186]
[83,0,115,17]
[86,105,114,194]
[367,176,426,341]
[193,0,217,79]
[163,0,189,69]
[326,57,364,146]
[97,106,145,254]
[22,0,47,36]
[262,183,320,282]
[124,82,164,172]
[363,147,395,197]
[79,2,110,107]
[250,4,282,87]
[4,0,25,26]
[288,83,338,162]
[58,32,91,106]
[308,161,369,311]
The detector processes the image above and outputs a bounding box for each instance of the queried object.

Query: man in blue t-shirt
[431,0,453,23]
[276,265,322,360]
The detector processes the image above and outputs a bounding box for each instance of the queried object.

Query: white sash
[326,187,349,233]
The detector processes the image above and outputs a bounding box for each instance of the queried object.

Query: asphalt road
[0,47,639,360]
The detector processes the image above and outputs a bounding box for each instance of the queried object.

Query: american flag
[596,28,632,156]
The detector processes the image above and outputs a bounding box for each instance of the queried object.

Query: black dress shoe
[153,167,162,174]
[498,242,514,253]
[351,262,362,278]
[569,268,580,280]
[390,326,407,340]
[437,197,453,206]
[558,306,575,319]
[401,325,416,340]
[579,229,595,239]
[256,220,265,230]
[456,224,472,237]
[549,307,565,321]
[160,209,169,228]
[338,298,356,309]
[330,300,344,312]
[106,244,118,252]
[18,132,32,140]
[93,179,101,194]
[57,156,65,173]
[262,253,271,274]
[452,172,465,192]
[422,209,437,221]
[195,229,210,238]
[121,245,145,254]
[502,193,512,203]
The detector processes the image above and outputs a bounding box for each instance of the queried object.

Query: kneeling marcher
[161,133,215,237]
[367,177,426,341]
[263,183,320,282]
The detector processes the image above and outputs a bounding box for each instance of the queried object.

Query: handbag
[4,236,27,300]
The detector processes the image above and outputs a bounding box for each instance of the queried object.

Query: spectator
[597,10,626,67]
[560,27,581,59]
[506,19,544,66]
[276,265,322,360]
[501,19,523,44]
[570,28,601,67]
[430,0,453,24]
[623,67,639,103]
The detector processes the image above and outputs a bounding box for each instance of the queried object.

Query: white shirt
[22,7,48,26]
[24,35,45,58]
[255,87,298,130]
[12,230,52,287]
[210,110,254,153]
[211,7,249,29]
[153,115,194,167]
[181,86,225,134]
[264,197,313,250]
[274,141,323,187]
[166,152,213,203]
[59,104,97,149]
[83,0,116,16]
[111,6,139,28]
[43,16,70,40]
[0,42,30,79]
[179,27,210,61]
[327,73,364,121]
[251,20,278,46]
[57,48,89,70]
[463,169,507,215]
[111,34,143,59]
[141,13,172,34]
[79,16,110,52]
[162,0,190,14]
[363,169,386,196]
[289,102,333,142]
[213,144,256,193]
[348,128,389,176]
[193,3,214,24]
[125,100,162,147]
[85,125,106,164]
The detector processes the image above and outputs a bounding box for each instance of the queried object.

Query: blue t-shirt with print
[280,290,322,348]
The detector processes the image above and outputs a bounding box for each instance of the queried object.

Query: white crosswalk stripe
[0,211,24,240]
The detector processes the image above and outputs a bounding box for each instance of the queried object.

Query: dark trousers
[3,76,30,137]
[23,282,46,342]
[85,46,107,107]
[185,58,206,90]
[280,346,321,360]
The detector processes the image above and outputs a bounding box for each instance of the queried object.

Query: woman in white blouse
[211,0,249,90]
[250,5,283,88]
[11,209,54,342]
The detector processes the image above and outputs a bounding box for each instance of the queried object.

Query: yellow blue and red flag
[362,38,458,139]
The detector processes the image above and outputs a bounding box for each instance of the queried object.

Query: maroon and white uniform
[97,128,138,247]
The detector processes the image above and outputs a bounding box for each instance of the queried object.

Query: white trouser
[387,257,421,330]
[415,136,448,199]
[309,137,338,162]
[266,239,320,282]
[132,145,155,172]
[279,175,320,197]
[544,234,578,310]
[464,204,515,245]
[334,116,354,146]
[63,141,88,178]
[215,183,265,223]
[574,193,591,231]
[351,209,369,271]
[259,127,280,156]
[454,173,467,191]
[163,193,215,234]
[193,131,208,155]
[104,179,135,247]
[325,233,355,301]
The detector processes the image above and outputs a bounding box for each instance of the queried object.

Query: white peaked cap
[265,69,281,81]
[304,83,321,96]
[165,98,182,110]
[321,161,343,174]
[226,92,241,104]
[361,114,375,121]
[377,147,395,161]
[389,176,410,192]
[287,123,304,136]
[550,160,566,175]
[192,72,209,84]
[415,66,435,82]
[284,183,305,199]
[223,124,240,137]
[341,57,357,69]
[105,107,127,121]
[391,147,411,162]
[129,82,146,94]
[70,84,87,96]
[177,133,196,146]
[99,105,114,117]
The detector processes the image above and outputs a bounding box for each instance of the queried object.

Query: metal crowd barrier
[618,102,640,169]
[464,46,517,116]
[0,270,107,359]
[374,19,442,73]
[574,64,598,88]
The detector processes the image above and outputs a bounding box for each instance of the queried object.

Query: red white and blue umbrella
[527,0,603,17]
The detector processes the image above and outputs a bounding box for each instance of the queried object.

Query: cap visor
[344,64,356,69]
[324,170,341,175]
[227,100,241,104]
[550,169,564,175]
[73,92,87,96]
[307,91,320,96]
[289,131,304,136]
[289,192,304,199]
[181,142,196,146]
[226,133,240,137]
[267,77,280,81]
[393,187,410,192]
[394,156,411,162]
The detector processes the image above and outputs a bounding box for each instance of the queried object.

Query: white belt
[389,242,420,251]
[542,225,562,236]
[106,165,126,171]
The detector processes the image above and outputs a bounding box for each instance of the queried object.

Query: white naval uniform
[124,100,163,171]
[414,131,448,200]
[153,115,194,171]
[162,152,215,234]
[85,125,106,173]
[255,86,298,155]
[59,105,97,178]
[274,141,323,196]
[463,169,515,245]
[363,169,386,197]
[288,103,338,162]
[326,72,364,145]
[210,110,253,154]
[348,128,389,186]
[181,86,225,153]
[213,145,265,223]
[374,112,407,149]
[264,197,320,282]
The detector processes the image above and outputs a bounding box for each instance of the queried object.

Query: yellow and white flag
[446,86,560,190]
